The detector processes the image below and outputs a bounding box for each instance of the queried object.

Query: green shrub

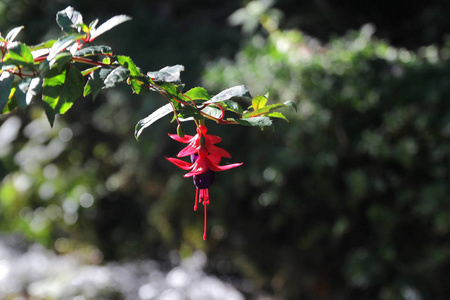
[203,24,450,299]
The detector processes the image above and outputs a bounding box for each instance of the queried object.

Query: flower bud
[177,124,185,138]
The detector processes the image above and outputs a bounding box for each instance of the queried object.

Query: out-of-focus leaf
[135,103,173,140]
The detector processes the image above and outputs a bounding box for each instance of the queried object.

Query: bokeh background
[1,0,450,299]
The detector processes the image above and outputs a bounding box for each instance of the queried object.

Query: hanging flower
[166,125,242,240]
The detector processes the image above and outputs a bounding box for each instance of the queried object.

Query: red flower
[166,125,242,240]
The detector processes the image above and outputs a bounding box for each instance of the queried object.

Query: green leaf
[176,105,201,120]
[135,103,173,140]
[29,40,56,51]
[74,23,90,34]
[0,63,15,71]
[202,86,248,116]
[159,82,181,96]
[208,85,251,103]
[81,66,101,76]
[83,67,114,99]
[89,19,99,30]
[228,116,273,127]
[201,105,222,120]
[47,33,84,61]
[89,15,132,41]
[5,26,24,43]
[117,55,141,76]
[284,100,297,112]
[243,100,297,118]
[74,45,112,57]
[103,66,130,88]
[0,71,14,112]
[15,77,42,110]
[252,95,267,111]
[184,87,210,101]
[7,42,34,65]
[49,51,72,70]
[147,65,184,84]
[129,76,151,94]
[220,100,244,115]
[42,65,84,125]
[2,95,17,114]
[158,82,186,108]
[266,111,288,122]
[57,6,84,33]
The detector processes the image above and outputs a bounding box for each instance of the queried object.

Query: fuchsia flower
[166,125,242,240]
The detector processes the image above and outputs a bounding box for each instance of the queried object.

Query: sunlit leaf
[57,6,84,33]
[252,95,267,111]
[243,100,297,118]
[83,67,114,99]
[184,87,210,101]
[0,71,14,112]
[89,19,99,30]
[135,103,173,140]
[81,66,101,76]
[266,111,288,122]
[148,65,184,84]
[207,85,251,103]
[15,77,42,110]
[5,26,24,43]
[228,116,273,127]
[129,76,151,94]
[7,42,34,65]
[103,66,129,88]
[49,52,72,70]
[89,15,132,41]
[29,40,56,52]
[117,55,141,76]
[201,105,222,119]
[47,33,84,61]
[74,45,112,57]
[0,61,17,71]
[219,100,244,115]
[42,65,84,125]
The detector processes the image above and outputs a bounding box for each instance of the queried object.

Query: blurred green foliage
[203,24,450,299]
[1,0,450,299]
